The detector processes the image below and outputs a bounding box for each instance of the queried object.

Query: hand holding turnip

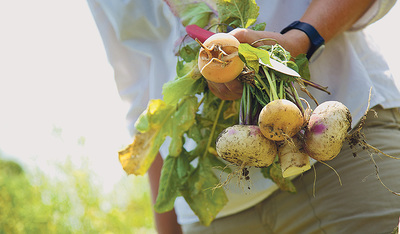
[229,28,310,57]
[206,79,243,100]
[198,33,244,83]
[196,32,245,100]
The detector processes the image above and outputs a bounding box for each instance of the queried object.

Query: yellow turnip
[197,33,244,83]
[258,99,304,141]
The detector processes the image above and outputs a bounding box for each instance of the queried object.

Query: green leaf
[250,84,270,106]
[135,99,167,132]
[206,151,232,173]
[222,100,240,120]
[251,22,266,31]
[179,42,200,62]
[262,164,297,193]
[295,54,310,80]
[238,43,270,73]
[181,2,214,28]
[162,60,206,105]
[176,150,193,179]
[154,156,180,213]
[154,150,195,213]
[180,157,228,226]
[167,97,198,156]
[186,119,203,144]
[120,99,177,176]
[217,0,259,28]
[198,92,239,135]
[120,97,197,175]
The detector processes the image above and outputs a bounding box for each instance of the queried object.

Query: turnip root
[197,33,244,83]
[258,99,304,141]
[216,125,277,168]
[305,101,352,161]
[278,136,311,178]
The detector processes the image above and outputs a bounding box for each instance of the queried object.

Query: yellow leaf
[148,99,165,115]
[118,130,156,176]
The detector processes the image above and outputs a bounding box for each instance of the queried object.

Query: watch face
[309,44,325,63]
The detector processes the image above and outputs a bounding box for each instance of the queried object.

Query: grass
[0,156,156,234]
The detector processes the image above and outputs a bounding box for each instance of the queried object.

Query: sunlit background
[0,0,399,232]
[0,0,131,192]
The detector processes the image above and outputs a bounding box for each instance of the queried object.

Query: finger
[229,28,281,47]
[207,80,242,100]
[229,28,254,44]
[225,79,243,97]
[207,81,231,100]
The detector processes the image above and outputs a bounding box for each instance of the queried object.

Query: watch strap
[280,21,325,59]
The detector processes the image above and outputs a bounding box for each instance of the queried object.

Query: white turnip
[278,136,311,178]
[216,125,277,168]
[304,101,352,161]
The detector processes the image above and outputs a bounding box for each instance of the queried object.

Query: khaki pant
[183,106,400,234]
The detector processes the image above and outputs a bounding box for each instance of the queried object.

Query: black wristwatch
[280,21,325,62]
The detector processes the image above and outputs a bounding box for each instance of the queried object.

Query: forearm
[232,0,376,57]
[284,0,376,57]
[148,153,183,234]
[210,0,377,100]
[300,0,376,43]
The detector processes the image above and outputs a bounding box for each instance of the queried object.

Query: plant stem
[246,84,252,125]
[279,81,284,99]
[290,82,305,114]
[254,73,270,96]
[197,95,206,111]
[239,85,246,125]
[203,100,225,159]
[299,78,331,95]
[263,67,278,101]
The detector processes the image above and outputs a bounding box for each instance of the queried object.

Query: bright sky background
[0,1,399,192]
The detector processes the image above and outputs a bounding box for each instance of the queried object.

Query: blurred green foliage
[0,157,156,234]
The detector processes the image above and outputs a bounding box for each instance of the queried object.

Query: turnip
[304,101,352,161]
[197,33,244,83]
[258,99,305,141]
[216,125,277,168]
[278,136,311,178]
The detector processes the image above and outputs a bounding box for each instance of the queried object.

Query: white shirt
[88,0,400,225]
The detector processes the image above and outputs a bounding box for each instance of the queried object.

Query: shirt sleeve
[350,0,396,30]
[87,0,181,136]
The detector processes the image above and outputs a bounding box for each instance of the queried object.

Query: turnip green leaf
[217,0,259,28]
[154,156,181,213]
[162,60,206,105]
[238,43,270,73]
[180,2,214,28]
[180,157,228,226]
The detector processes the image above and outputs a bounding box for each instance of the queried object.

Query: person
[88,0,400,233]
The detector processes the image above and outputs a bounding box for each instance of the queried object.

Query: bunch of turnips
[118,1,399,226]
[196,31,352,178]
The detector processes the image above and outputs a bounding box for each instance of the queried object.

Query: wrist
[281,21,325,61]
[281,29,310,58]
